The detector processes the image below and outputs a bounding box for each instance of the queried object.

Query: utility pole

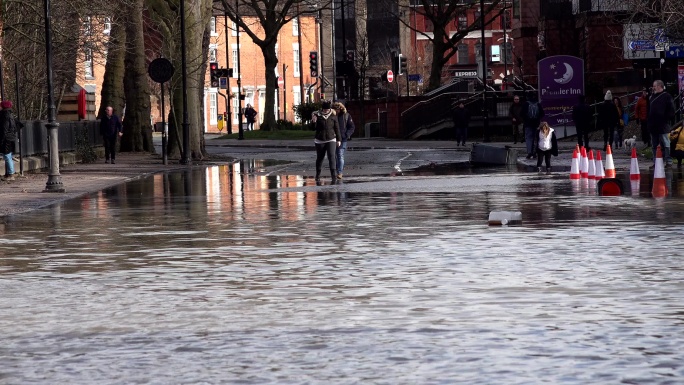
[43,0,64,191]
[236,0,244,139]
[180,0,191,163]
[318,9,325,98]
[331,2,336,100]
[480,0,490,142]
[224,13,232,134]
[283,64,288,121]
[296,6,304,106]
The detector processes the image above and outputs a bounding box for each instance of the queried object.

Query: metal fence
[17,120,102,157]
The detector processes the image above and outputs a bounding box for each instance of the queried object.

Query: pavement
[0,135,655,218]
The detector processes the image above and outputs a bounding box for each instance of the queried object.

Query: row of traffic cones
[569,144,668,197]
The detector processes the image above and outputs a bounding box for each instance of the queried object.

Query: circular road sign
[148,58,175,84]
[387,70,394,83]
[277,76,284,86]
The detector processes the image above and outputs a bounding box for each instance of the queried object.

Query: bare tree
[385,0,504,91]
[620,0,684,41]
[216,0,331,131]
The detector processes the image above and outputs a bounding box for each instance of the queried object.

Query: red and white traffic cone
[570,148,580,180]
[604,144,616,178]
[595,150,605,180]
[652,145,668,198]
[629,147,640,181]
[580,146,589,179]
[587,150,596,180]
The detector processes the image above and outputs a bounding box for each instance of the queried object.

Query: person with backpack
[0,100,18,181]
[521,92,544,159]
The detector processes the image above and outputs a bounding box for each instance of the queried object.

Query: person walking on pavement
[596,90,619,151]
[452,100,470,146]
[572,94,592,149]
[100,106,123,164]
[311,101,341,183]
[244,104,257,131]
[0,101,18,181]
[536,121,558,173]
[509,95,523,144]
[332,102,355,180]
[521,92,544,159]
[634,87,650,147]
[648,79,675,168]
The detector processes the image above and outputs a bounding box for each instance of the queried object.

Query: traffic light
[309,51,318,77]
[399,54,407,75]
[392,52,399,74]
[346,50,355,63]
[209,62,219,87]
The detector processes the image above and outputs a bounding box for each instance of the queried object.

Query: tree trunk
[261,44,279,131]
[428,29,447,91]
[98,15,126,119]
[121,0,153,152]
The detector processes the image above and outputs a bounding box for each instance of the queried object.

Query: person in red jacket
[634,88,649,146]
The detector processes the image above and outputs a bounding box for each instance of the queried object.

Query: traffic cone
[629,147,640,181]
[569,148,580,180]
[580,146,589,179]
[587,150,596,180]
[604,144,616,178]
[595,150,605,180]
[652,145,668,198]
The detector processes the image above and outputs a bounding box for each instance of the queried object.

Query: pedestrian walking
[596,90,619,151]
[613,96,625,149]
[572,94,592,149]
[0,100,18,181]
[536,121,558,173]
[332,102,355,180]
[244,104,257,131]
[452,100,470,146]
[648,79,675,168]
[508,95,523,144]
[311,101,341,183]
[99,106,123,164]
[521,92,544,159]
[634,87,650,146]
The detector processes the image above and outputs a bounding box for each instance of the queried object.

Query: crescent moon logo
[553,63,574,84]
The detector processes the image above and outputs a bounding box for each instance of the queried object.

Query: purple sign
[537,55,585,129]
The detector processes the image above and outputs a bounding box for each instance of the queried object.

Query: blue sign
[408,74,422,82]
[628,40,655,51]
[666,45,684,58]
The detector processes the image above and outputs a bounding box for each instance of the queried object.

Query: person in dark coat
[508,95,523,144]
[0,100,18,181]
[332,101,355,180]
[521,92,545,159]
[648,79,675,167]
[244,104,257,131]
[452,100,470,146]
[99,106,123,164]
[596,90,619,151]
[572,95,593,149]
[312,101,341,183]
[634,88,650,146]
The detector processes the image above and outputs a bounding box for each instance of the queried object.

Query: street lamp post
[480,0,490,142]
[236,0,244,139]
[43,0,64,192]
[180,0,191,164]
[224,12,232,134]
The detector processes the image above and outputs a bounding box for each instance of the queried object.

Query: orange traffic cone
[595,150,605,180]
[580,146,589,179]
[629,147,640,181]
[604,144,616,178]
[652,145,668,198]
[587,150,596,180]
[570,148,580,180]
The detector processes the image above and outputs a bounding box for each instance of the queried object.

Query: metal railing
[17,120,102,157]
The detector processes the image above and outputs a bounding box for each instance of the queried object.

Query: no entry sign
[387,70,394,83]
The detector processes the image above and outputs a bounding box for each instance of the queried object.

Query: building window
[293,46,300,77]
[502,10,511,30]
[231,21,238,36]
[457,13,467,31]
[232,47,239,77]
[232,94,239,122]
[103,17,111,35]
[210,92,218,125]
[292,17,299,36]
[491,45,501,62]
[85,48,94,79]
[292,88,301,122]
[513,0,520,19]
[211,17,217,35]
[83,16,92,36]
[425,19,433,32]
[209,45,217,62]
[457,44,469,64]
[474,11,482,28]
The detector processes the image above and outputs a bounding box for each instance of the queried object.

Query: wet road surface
[1,163,684,384]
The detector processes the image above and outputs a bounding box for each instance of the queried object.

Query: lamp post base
[44,176,65,193]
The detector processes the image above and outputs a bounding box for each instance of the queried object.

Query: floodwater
[1,161,684,384]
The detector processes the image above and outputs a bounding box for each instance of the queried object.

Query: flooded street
[2,163,684,384]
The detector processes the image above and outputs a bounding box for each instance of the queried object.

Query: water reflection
[1,162,684,384]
